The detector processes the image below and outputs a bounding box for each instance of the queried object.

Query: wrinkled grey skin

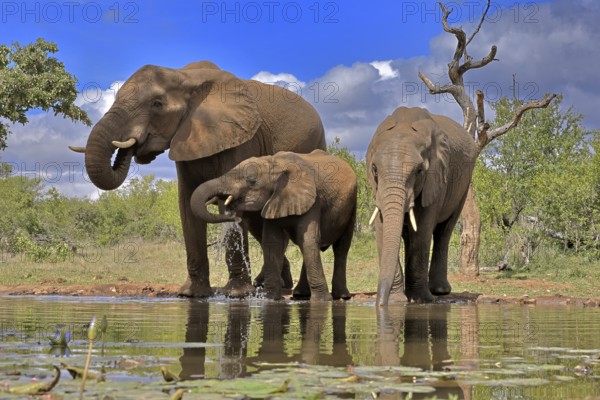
[191,150,357,301]
[74,61,325,298]
[366,107,477,305]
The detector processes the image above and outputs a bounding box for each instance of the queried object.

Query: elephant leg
[404,227,434,303]
[221,221,255,298]
[246,213,293,289]
[331,214,354,300]
[292,262,311,299]
[260,222,287,300]
[374,217,406,303]
[177,169,213,298]
[299,215,332,302]
[429,214,460,295]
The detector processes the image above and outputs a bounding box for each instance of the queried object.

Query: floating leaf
[8,365,60,395]
[169,388,186,400]
[161,366,180,383]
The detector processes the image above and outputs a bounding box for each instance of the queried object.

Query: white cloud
[250,71,306,88]
[370,60,399,81]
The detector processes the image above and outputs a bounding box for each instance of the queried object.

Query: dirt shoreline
[0,283,598,307]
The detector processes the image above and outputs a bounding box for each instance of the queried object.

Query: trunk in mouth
[190,180,238,223]
[84,115,134,191]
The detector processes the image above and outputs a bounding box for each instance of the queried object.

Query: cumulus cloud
[251,71,306,88]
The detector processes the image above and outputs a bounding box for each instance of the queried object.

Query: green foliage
[327,137,375,232]
[473,95,600,268]
[0,38,91,149]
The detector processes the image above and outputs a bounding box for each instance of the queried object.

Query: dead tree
[418,1,556,276]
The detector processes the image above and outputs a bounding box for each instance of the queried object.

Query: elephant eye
[152,99,163,109]
[371,164,378,183]
[246,176,257,185]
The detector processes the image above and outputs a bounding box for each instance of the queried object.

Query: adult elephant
[69,60,326,298]
[366,107,477,305]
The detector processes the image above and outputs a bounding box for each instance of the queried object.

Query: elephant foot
[281,260,293,290]
[430,280,452,296]
[310,291,333,302]
[253,260,293,289]
[332,286,351,300]
[220,279,256,298]
[292,281,311,300]
[388,290,408,303]
[406,287,434,303]
[177,278,213,298]
[253,271,265,288]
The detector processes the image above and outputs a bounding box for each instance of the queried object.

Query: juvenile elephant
[69,61,326,298]
[190,150,357,301]
[366,107,477,305]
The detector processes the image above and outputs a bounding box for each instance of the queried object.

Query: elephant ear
[262,159,317,219]
[169,69,261,161]
[413,119,450,208]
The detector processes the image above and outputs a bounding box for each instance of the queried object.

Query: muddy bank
[0,283,598,307]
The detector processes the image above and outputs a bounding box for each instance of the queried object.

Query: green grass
[1,232,599,299]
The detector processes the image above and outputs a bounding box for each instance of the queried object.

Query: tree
[418,1,556,275]
[474,95,598,266]
[0,38,91,150]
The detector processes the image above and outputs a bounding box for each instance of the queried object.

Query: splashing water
[214,220,251,280]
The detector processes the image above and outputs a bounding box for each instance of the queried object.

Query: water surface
[0,296,598,398]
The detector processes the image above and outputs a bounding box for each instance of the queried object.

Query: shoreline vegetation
[1,239,599,303]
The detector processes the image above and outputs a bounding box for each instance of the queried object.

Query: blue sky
[2,0,597,198]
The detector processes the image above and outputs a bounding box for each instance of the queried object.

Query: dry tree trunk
[460,185,481,276]
[418,1,556,276]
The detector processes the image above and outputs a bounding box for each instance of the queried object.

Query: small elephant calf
[191,149,357,301]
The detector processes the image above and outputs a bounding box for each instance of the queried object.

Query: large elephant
[69,61,326,298]
[366,107,477,305]
[190,150,357,301]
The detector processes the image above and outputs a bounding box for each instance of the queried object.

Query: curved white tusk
[68,145,86,153]
[409,208,417,232]
[224,195,234,206]
[205,196,219,207]
[369,207,380,226]
[112,138,137,149]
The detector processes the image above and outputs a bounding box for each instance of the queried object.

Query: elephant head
[190,152,318,223]
[366,107,450,306]
[69,61,261,190]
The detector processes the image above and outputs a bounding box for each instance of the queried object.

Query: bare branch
[485,94,557,144]
[439,2,467,84]
[466,0,491,47]
[459,45,497,74]
[418,71,458,95]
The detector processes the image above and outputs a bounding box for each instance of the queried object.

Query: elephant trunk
[190,180,238,224]
[84,114,133,191]
[376,188,406,307]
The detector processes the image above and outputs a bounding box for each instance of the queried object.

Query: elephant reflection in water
[376,304,464,399]
[178,301,351,380]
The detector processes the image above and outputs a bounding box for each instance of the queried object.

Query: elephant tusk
[112,138,137,149]
[409,208,417,232]
[68,145,86,153]
[224,195,234,206]
[369,207,380,226]
[205,196,219,207]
